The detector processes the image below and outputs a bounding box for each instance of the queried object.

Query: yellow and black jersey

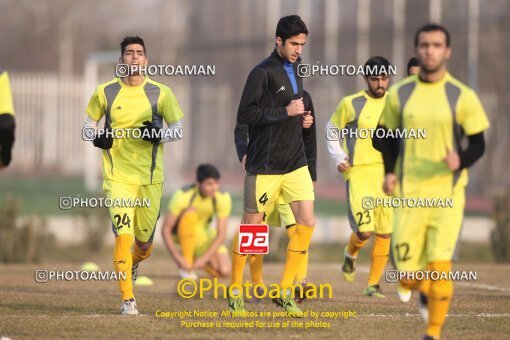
[329,90,386,166]
[0,68,14,116]
[168,184,232,228]
[380,73,490,196]
[86,77,183,185]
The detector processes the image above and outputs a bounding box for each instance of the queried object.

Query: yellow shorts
[345,164,393,234]
[103,179,162,243]
[264,202,296,228]
[244,166,314,214]
[391,186,465,272]
[173,225,228,257]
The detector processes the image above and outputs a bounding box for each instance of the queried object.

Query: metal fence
[5,0,509,198]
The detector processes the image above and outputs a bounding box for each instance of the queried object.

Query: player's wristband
[458,132,485,170]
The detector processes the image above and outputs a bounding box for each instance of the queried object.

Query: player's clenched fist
[337,156,350,173]
[443,147,460,171]
[383,173,397,195]
[302,111,313,128]
[286,97,305,116]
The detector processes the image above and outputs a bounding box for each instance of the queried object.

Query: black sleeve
[302,91,317,181]
[0,113,15,166]
[234,122,249,162]
[237,67,289,126]
[459,132,485,169]
[372,124,399,174]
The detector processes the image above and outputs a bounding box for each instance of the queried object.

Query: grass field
[0,176,348,217]
[1,257,509,339]
[0,176,491,218]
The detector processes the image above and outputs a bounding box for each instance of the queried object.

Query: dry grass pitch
[1,258,509,339]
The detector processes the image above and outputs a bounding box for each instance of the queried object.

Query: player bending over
[161,164,231,280]
[326,56,394,298]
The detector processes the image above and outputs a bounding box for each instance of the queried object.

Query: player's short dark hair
[196,164,221,182]
[364,56,391,76]
[414,23,450,47]
[120,36,146,56]
[407,57,420,75]
[276,15,308,45]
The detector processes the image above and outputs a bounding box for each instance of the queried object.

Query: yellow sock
[367,236,390,286]
[231,231,248,287]
[249,254,264,284]
[280,224,314,289]
[132,242,153,266]
[419,264,431,295]
[295,251,309,284]
[347,232,368,258]
[177,210,198,267]
[113,234,134,301]
[427,261,453,338]
[400,278,420,290]
[287,225,308,283]
[419,278,431,295]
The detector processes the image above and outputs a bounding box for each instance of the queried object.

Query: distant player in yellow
[83,36,184,315]
[375,24,489,339]
[326,56,393,298]
[161,164,231,280]
[407,57,420,76]
[0,67,15,169]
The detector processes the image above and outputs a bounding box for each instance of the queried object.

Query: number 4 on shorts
[258,192,268,206]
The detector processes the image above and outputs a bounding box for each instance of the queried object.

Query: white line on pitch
[456,282,510,292]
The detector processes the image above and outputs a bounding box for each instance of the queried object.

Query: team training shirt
[329,90,386,166]
[236,50,309,175]
[168,184,232,228]
[0,68,15,116]
[86,77,183,185]
[379,73,490,196]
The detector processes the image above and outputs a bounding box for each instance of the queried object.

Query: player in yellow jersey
[375,24,489,339]
[326,56,393,298]
[161,164,231,280]
[0,67,15,169]
[83,36,184,315]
